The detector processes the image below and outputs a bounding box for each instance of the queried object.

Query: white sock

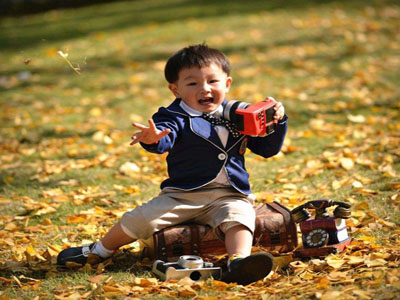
[91,241,114,258]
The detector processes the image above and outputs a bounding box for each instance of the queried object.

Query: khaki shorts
[120,183,256,240]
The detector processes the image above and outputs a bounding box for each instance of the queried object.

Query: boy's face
[168,63,232,113]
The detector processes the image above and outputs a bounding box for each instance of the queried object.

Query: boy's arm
[246,114,288,158]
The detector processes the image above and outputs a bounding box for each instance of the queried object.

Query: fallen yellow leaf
[365,258,387,267]
[346,256,364,266]
[352,289,371,300]
[133,277,157,286]
[178,285,197,297]
[340,157,354,170]
[326,256,346,269]
[88,274,105,283]
[387,182,400,190]
[321,290,343,300]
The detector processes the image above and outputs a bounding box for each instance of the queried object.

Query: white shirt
[179,101,231,185]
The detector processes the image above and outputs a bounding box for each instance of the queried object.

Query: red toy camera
[222,97,278,136]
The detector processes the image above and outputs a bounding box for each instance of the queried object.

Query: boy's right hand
[130,119,171,146]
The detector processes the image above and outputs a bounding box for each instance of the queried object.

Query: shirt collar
[179,99,223,117]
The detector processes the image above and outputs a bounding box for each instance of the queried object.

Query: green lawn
[1,0,399,299]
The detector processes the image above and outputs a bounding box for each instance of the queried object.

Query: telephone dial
[292,199,352,256]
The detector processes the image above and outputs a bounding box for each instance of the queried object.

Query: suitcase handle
[268,201,297,246]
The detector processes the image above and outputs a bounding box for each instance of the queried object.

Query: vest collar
[166,98,227,116]
[166,98,243,149]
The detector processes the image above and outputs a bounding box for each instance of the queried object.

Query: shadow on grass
[0,171,58,190]
[107,249,153,274]
[40,128,97,139]
[2,0,392,51]
[0,28,370,87]
[0,252,151,284]
[1,0,122,16]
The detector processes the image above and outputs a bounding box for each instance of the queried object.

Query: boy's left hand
[274,101,285,121]
[130,119,171,146]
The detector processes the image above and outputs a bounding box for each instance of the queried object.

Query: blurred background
[1,0,399,200]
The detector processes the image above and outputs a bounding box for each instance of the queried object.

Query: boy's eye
[209,79,219,83]
[187,82,196,86]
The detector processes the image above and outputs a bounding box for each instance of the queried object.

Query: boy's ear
[225,77,233,91]
[168,83,179,97]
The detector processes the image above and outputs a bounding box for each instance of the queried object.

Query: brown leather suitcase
[152,201,298,262]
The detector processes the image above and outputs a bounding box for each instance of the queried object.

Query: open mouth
[198,98,214,104]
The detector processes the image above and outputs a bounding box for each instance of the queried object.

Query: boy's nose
[200,82,212,93]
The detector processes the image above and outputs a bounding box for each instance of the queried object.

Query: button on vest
[218,153,226,160]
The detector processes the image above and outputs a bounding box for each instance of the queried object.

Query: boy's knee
[216,221,253,241]
[219,221,243,234]
[120,210,154,240]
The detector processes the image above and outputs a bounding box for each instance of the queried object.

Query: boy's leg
[221,223,274,286]
[224,224,252,257]
[57,222,134,266]
[101,222,136,250]
[58,187,215,266]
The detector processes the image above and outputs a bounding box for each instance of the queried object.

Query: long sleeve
[247,115,288,158]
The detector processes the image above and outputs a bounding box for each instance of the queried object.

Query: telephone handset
[291,199,351,223]
[291,199,352,250]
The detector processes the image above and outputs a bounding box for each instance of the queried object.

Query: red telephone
[291,200,352,257]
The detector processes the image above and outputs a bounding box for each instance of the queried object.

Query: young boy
[58,44,287,286]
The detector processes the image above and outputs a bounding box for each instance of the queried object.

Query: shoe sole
[221,252,274,285]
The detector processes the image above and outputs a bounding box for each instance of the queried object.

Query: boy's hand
[130,119,171,146]
[274,101,285,121]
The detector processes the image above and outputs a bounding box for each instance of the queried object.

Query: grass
[1,0,400,299]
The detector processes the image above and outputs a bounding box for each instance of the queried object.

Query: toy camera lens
[223,100,249,122]
[190,271,202,281]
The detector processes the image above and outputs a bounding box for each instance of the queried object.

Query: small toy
[291,199,352,257]
[152,255,221,281]
[222,98,278,136]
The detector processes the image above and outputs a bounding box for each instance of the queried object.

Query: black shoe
[57,243,97,266]
[220,252,274,286]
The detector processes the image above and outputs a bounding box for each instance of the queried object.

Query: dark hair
[164,44,231,83]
